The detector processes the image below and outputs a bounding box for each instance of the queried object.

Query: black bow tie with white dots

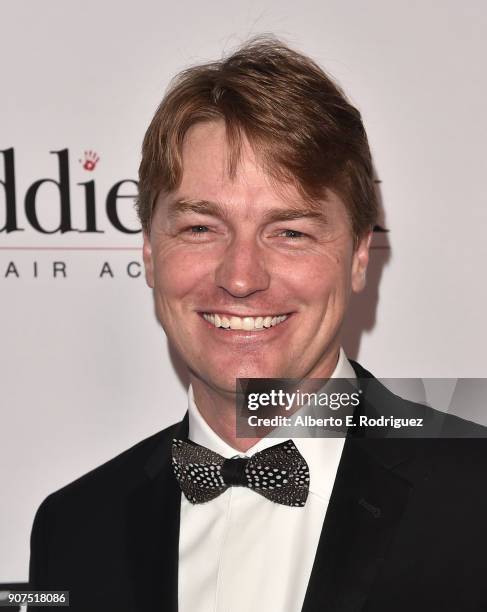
[172,438,310,507]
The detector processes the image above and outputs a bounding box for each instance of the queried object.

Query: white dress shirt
[178,349,356,612]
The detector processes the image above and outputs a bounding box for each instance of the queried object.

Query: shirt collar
[187,348,355,500]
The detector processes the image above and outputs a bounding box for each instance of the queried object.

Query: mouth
[201,312,290,332]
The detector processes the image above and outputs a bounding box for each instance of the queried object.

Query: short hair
[137,36,378,241]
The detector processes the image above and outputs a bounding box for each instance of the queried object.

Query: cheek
[282,250,352,304]
[152,247,214,302]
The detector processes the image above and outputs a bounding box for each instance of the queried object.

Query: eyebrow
[262,207,328,225]
[166,199,228,220]
[166,198,328,225]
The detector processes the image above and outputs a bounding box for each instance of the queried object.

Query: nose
[214,235,271,298]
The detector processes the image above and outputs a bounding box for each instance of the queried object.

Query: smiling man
[28,38,487,612]
[142,118,370,450]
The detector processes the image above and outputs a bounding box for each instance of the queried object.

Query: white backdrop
[1,0,486,582]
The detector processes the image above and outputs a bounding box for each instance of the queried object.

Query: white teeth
[230,316,242,330]
[242,317,254,331]
[203,313,288,331]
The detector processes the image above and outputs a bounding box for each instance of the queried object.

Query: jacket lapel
[302,366,416,612]
[126,414,188,612]
[301,436,413,611]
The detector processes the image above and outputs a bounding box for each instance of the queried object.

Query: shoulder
[350,359,487,439]
[29,416,187,589]
[34,417,184,522]
[347,361,487,511]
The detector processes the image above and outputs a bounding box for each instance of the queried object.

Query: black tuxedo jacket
[29,362,487,611]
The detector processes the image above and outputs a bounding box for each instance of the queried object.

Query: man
[29,38,487,611]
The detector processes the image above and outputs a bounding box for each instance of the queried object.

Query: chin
[202,364,284,391]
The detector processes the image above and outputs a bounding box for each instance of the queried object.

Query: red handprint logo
[79,150,100,171]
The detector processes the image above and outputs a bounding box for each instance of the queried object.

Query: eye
[181,225,211,239]
[176,224,213,242]
[279,229,307,239]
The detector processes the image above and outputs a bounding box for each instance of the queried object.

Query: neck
[190,350,341,453]
[190,378,254,452]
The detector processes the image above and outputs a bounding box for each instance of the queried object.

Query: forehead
[157,120,348,225]
[178,120,280,203]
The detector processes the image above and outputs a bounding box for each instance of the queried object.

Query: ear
[351,230,372,293]
[142,231,155,288]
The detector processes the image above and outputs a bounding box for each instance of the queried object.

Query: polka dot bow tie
[172,438,310,507]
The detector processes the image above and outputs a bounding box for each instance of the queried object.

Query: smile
[202,313,289,331]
